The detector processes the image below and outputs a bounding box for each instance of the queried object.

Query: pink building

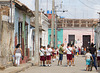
[63,28,94,48]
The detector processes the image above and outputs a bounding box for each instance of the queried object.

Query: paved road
[20,55,98,73]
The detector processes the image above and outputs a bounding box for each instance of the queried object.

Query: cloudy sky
[18,0,100,19]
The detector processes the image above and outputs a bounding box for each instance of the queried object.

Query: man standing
[58,44,64,66]
[89,43,98,71]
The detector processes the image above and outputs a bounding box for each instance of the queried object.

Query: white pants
[15,53,21,66]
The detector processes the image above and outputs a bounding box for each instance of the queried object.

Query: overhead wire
[87,0,100,5]
[67,12,76,18]
[79,0,100,11]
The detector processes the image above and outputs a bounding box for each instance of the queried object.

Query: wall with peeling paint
[0,22,14,67]
[0,5,14,67]
[14,7,32,63]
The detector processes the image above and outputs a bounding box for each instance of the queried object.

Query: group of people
[39,43,100,72]
[58,44,75,67]
[85,43,100,71]
[75,46,86,56]
[39,44,76,67]
[39,45,59,66]
[13,43,100,72]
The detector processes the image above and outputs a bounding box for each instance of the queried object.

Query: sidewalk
[0,62,33,73]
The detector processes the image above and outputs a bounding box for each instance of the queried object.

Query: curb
[9,63,32,73]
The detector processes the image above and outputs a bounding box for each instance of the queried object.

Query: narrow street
[20,55,98,73]
[0,0,100,73]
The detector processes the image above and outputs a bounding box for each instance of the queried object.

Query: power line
[68,12,76,18]
[79,0,100,11]
[63,11,76,18]
[87,0,100,5]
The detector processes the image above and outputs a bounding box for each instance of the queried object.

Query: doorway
[83,35,91,48]
[68,35,75,45]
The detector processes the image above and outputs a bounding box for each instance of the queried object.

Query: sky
[18,0,100,19]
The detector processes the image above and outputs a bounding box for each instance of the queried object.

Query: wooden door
[83,35,91,48]
[68,35,75,45]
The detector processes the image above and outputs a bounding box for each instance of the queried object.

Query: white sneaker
[49,64,51,67]
[67,65,69,67]
[71,65,73,67]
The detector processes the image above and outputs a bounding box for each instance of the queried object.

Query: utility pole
[55,8,57,48]
[34,0,39,65]
[54,1,63,48]
[11,0,12,24]
[51,0,55,47]
[97,12,100,50]
[0,7,1,43]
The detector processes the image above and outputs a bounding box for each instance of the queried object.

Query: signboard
[58,41,61,44]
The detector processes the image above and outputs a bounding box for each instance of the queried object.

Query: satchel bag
[40,50,46,57]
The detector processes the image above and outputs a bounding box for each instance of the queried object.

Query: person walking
[72,45,75,66]
[58,44,64,66]
[89,43,98,71]
[85,50,93,71]
[66,44,73,67]
[76,47,79,57]
[84,47,86,55]
[81,46,84,55]
[55,47,59,60]
[52,47,55,62]
[14,44,23,66]
[46,45,52,66]
[39,46,46,66]
[79,47,81,55]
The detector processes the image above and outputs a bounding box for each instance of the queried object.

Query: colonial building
[48,13,98,48]
[95,22,100,49]
[0,0,15,68]
[0,0,34,68]
[14,0,34,63]
[30,11,50,60]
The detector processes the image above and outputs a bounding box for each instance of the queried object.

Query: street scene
[19,55,98,73]
[0,0,100,73]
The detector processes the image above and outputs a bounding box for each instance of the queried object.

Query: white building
[96,24,100,49]
[40,12,50,47]
[30,11,49,60]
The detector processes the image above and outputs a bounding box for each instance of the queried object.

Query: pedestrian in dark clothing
[89,43,98,71]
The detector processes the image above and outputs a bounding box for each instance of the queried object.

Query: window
[25,24,28,56]
[18,22,22,48]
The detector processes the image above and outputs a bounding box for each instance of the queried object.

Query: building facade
[14,0,34,63]
[0,0,34,68]
[0,0,15,67]
[47,16,98,48]
[63,28,94,48]
[48,29,63,48]
[30,11,49,61]
[95,24,100,49]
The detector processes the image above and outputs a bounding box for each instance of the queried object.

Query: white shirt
[81,47,84,51]
[97,50,100,57]
[46,48,52,56]
[39,48,45,56]
[85,53,92,60]
[54,49,58,54]
[66,47,72,54]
